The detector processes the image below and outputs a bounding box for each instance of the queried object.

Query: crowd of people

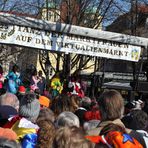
[0,64,148,148]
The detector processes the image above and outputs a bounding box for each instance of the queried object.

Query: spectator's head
[98,90,124,121]
[80,96,91,110]
[56,111,80,128]
[70,94,81,112]
[54,126,93,148]
[0,105,18,119]
[122,109,148,132]
[124,102,135,114]
[51,94,72,116]
[37,120,55,148]
[0,138,20,148]
[19,92,40,122]
[12,64,19,73]
[0,93,19,111]
[0,127,17,141]
[39,96,50,108]
[36,108,55,125]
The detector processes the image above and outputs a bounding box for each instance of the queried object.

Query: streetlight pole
[46,0,49,20]
[130,0,138,101]
[63,0,71,79]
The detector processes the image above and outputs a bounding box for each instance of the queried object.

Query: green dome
[85,7,97,14]
[44,2,57,9]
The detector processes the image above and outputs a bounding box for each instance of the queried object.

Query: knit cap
[19,93,40,121]
[0,127,17,140]
[39,96,50,108]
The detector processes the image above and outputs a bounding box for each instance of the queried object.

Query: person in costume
[30,69,40,92]
[37,70,46,95]
[6,64,21,94]
[50,73,63,97]
[0,65,4,89]
[68,75,84,98]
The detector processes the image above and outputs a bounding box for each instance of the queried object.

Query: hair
[70,94,81,112]
[100,123,126,136]
[32,69,37,76]
[0,65,3,75]
[56,111,80,128]
[38,70,42,75]
[98,89,124,121]
[36,108,55,125]
[16,93,25,102]
[54,126,93,148]
[0,138,20,148]
[51,94,73,116]
[124,109,148,132]
[0,93,19,111]
[0,88,6,96]
[124,102,135,115]
[12,64,19,73]
[80,96,91,110]
[37,120,55,148]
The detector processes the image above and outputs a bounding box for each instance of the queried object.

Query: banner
[0,25,141,62]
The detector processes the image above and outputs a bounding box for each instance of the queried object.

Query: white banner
[0,25,141,62]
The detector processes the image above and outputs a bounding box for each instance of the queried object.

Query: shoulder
[129,130,146,148]
[87,127,102,136]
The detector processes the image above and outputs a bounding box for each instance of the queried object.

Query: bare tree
[1,0,146,79]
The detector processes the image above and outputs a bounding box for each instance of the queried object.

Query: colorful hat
[39,96,50,108]
[0,127,17,140]
[18,86,26,94]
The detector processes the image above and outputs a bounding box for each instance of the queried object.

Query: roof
[102,81,132,90]
[43,2,59,9]
[138,5,148,13]
[0,11,39,19]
